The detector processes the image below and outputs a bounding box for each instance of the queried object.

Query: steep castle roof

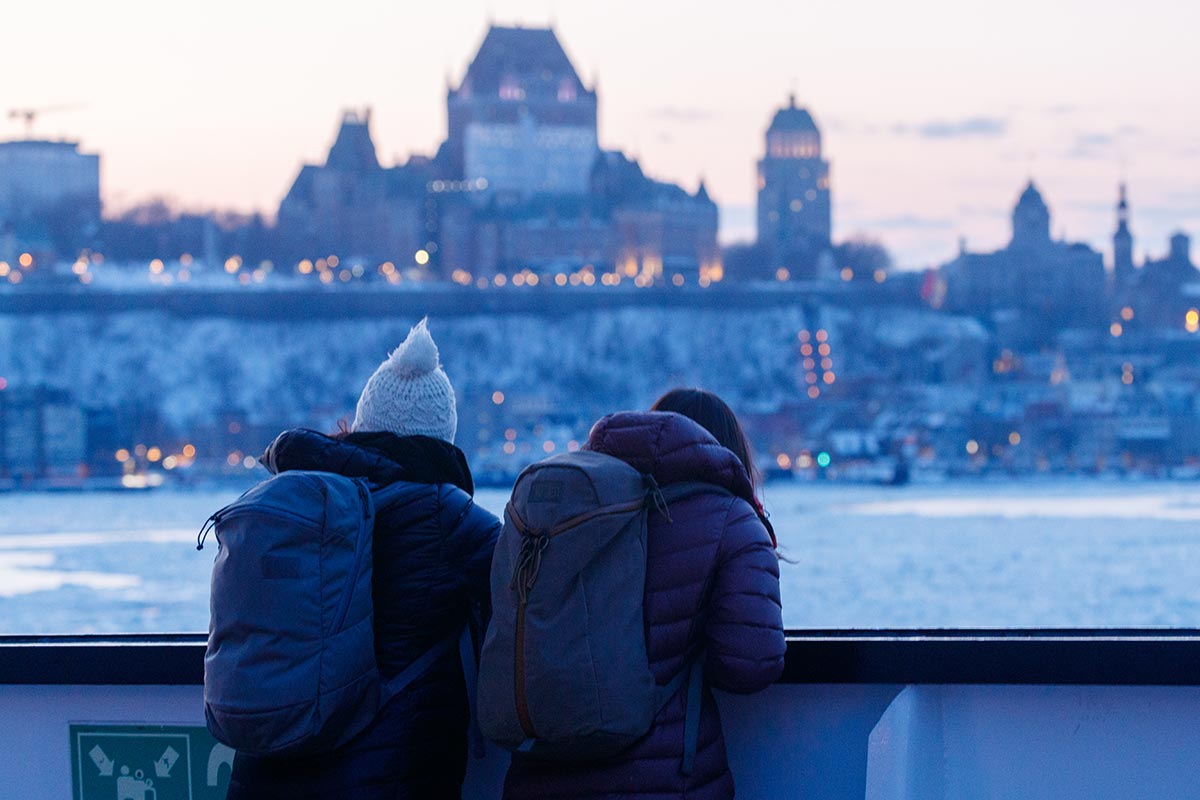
[590,150,714,213]
[458,25,586,95]
[281,164,319,207]
[325,109,379,172]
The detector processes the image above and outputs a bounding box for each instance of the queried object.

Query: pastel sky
[6,0,1198,268]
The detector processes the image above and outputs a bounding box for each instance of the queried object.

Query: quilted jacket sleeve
[703,497,786,694]
[439,486,502,609]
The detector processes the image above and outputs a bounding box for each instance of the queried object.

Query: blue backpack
[199,470,469,757]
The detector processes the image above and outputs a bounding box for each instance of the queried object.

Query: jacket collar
[261,429,475,495]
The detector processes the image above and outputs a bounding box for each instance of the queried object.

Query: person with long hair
[502,387,786,799]
[225,319,500,799]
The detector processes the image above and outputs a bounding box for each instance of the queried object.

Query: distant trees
[96,198,275,263]
[721,236,894,283]
[833,237,892,280]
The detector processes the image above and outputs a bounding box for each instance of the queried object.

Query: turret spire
[1113,183,1135,285]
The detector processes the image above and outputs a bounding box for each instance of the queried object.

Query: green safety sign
[69,724,233,800]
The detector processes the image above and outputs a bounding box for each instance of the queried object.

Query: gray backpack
[477,451,717,771]
[200,471,465,757]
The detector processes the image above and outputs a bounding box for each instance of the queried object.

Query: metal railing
[4,629,1200,686]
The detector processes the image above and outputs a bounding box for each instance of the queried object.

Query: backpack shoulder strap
[380,634,458,699]
[379,624,486,758]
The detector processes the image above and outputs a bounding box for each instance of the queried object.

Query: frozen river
[2,480,1200,633]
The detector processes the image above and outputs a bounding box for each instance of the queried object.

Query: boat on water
[3,629,1200,799]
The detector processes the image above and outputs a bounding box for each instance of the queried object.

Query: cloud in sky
[1165,190,1200,206]
[1045,103,1080,116]
[646,106,721,123]
[1076,132,1116,147]
[823,117,856,134]
[1066,134,1113,160]
[892,117,1009,139]
[957,204,1008,219]
[852,117,1007,138]
[1132,205,1200,222]
[1065,127,1142,160]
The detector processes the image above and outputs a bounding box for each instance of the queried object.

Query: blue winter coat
[502,411,787,799]
[225,429,501,800]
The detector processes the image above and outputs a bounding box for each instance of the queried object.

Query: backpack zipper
[198,504,323,553]
[515,597,535,738]
[210,503,324,531]
[329,482,372,635]
[202,488,370,636]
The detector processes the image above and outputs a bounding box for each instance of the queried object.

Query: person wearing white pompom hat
[229,318,501,800]
[352,317,458,442]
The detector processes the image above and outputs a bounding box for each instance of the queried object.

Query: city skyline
[6,0,1198,268]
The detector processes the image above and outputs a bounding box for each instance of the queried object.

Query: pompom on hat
[352,318,457,442]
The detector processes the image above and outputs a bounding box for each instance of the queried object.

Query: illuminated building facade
[756,95,832,281]
[275,26,718,282]
[595,152,720,284]
[446,25,599,198]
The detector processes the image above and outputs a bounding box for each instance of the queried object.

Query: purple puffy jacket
[502,411,787,800]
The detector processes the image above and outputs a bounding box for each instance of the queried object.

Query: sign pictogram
[70,724,233,800]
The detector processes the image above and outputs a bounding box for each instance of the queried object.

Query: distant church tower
[756,94,831,280]
[1010,180,1052,251]
[1113,183,1135,286]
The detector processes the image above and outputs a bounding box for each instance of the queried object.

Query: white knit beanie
[352,318,457,442]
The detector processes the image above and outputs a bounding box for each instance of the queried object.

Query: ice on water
[2,482,1200,633]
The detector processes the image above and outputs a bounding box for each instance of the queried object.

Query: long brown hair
[650,387,779,551]
[651,388,758,493]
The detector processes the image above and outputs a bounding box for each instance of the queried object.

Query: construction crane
[6,104,83,138]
